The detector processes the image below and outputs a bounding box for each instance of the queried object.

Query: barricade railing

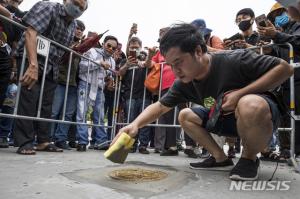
[1,14,299,172]
[0,14,114,135]
[249,43,300,172]
[111,63,182,139]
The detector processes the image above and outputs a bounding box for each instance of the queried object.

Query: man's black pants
[14,60,57,147]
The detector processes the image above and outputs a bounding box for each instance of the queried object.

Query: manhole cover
[108,168,168,182]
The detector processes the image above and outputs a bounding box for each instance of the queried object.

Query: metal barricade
[0,14,115,143]
[111,63,182,139]
[250,43,300,172]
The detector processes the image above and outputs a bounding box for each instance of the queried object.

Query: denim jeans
[0,106,14,138]
[51,84,77,142]
[124,98,151,148]
[76,80,107,145]
[0,84,17,139]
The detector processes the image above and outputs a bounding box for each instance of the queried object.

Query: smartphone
[225,33,244,42]
[255,14,268,27]
[129,50,136,59]
[132,23,138,34]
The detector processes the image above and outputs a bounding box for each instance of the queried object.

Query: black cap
[236,8,255,19]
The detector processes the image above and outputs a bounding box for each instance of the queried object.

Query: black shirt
[121,63,151,99]
[244,31,260,46]
[160,49,281,107]
[0,45,11,75]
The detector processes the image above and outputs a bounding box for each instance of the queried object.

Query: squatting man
[112,23,293,181]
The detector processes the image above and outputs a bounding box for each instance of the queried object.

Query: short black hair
[159,23,207,57]
[76,20,85,31]
[236,8,255,19]
[128,36,142,47]
[104,35,118,45]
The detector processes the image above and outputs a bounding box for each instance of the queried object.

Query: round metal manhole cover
[108,168,168,182]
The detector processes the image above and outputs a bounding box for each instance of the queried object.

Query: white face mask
[64,0,84,19]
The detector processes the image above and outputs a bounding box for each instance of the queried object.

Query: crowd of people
[0,0,300,181]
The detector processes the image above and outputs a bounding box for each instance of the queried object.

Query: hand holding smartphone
[255,14,268,27]
[129,50,137,59]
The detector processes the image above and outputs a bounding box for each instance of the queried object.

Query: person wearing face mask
[13,0,88,155]
[258,2,300,162]
[224,8,264,50]
[76,35,117,152]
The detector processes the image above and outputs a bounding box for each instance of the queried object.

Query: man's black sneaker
[229,157,260,181]
[184,149,199,158]
[68,141,77,148]
[77,144,87,152]
[139,147,150,154]
[55,141,71,150]
[160,149,179,156]
[190,156,234,170]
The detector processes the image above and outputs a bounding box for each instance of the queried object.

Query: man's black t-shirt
[160,49,281,107]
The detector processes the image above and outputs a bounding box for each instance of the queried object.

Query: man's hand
[126,56,138,66]
[145,46,158,59]
[20,64,38,90]
[221,90,243,112]
[128,23,138,39]
[110,124,139,146]
[100,60,111,70]
[233,39,253,49]
[257,20,277,39]
[223,39,234,50]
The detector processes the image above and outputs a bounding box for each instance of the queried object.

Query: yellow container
[104,133,135,164]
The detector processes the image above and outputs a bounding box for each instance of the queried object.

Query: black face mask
[238,19,252,32]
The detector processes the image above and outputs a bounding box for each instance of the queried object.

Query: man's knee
[236,95,271,122]
[178,108,202,126]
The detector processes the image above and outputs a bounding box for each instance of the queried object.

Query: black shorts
[190,94,281,137]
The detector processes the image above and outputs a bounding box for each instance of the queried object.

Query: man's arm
[222,60,294,111]
[0,5,11,18]
[118,61,130,77]
[113,102,172,140]
[20,26,39,89]
[118,55,137,76]
[143,47,158,68]
[240,60,293,94]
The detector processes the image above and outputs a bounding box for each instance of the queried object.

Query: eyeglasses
[106,43,117,51]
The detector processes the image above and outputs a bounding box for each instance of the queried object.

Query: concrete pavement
[0,147,299,199]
